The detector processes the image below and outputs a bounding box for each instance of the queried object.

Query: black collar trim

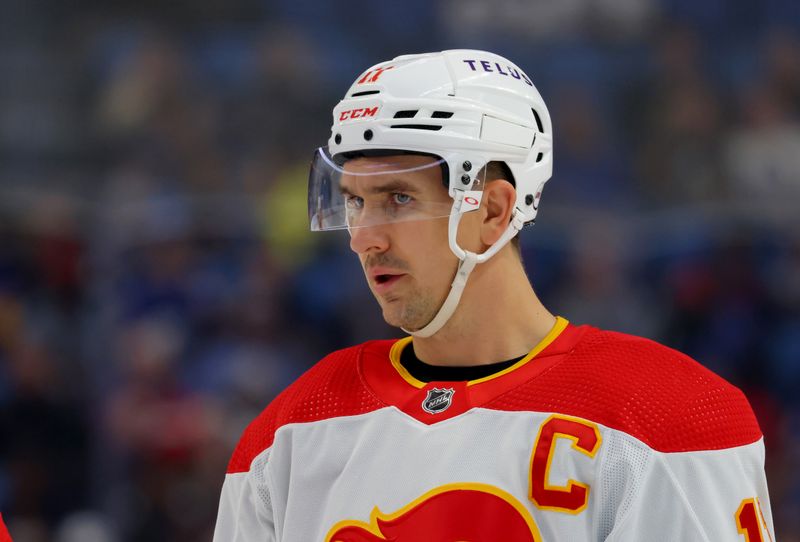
[399,345,524,383]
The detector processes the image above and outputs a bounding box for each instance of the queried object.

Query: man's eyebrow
[339,179,419,196]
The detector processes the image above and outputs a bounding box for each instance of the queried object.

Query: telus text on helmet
[462,59,533,86]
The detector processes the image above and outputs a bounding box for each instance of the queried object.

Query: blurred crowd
[0,0,799,540]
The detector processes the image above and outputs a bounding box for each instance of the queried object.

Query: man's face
[341,155,458,331]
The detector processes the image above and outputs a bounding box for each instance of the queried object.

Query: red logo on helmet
[357,66,394,85]
[339,107,380,122]
[326,483,542,541]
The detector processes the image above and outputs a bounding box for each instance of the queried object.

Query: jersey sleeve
[603,437,774,541]
[0,514,11,542]
[585,337,775,541]
[213,342,385,540]
[213,451,275,542]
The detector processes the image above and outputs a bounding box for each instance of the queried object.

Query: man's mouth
[370,272,406,292]
[366,264,409,294]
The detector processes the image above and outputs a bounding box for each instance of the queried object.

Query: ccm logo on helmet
[462,59,533,87]
[339,107,379,122]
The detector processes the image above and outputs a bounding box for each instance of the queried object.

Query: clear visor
[309,146,481,231]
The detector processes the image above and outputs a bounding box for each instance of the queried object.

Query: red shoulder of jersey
[487,326,762,453]
[0,513,11,542]
[226,341,389,474]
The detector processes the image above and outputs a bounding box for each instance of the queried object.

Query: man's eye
[345,196,364,209]
[392,193,412,205]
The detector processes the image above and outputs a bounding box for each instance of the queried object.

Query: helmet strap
[401,196,524,338]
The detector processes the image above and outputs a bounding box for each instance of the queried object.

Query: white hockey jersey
[214,318,774,541]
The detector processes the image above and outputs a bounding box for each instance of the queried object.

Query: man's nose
[349,223,390,255]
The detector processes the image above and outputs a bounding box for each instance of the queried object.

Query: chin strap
[402,251,479,338]
[402,193,525,338]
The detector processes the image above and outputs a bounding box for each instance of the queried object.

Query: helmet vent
[393,110,418,119]
[431,111,454,119]
[351,90,380,97]
[531,108,544,133]
[390,124,442,131]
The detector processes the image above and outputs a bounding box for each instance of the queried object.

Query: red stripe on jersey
[226,343,386,474]
[227,324,763,473]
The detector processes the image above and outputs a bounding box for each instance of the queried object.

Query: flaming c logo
[326,483,542,541]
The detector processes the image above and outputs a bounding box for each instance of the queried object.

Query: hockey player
[214,50,774,541]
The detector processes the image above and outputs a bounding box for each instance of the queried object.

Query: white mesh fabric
[595,431,653,540]
[250,450,274,531]
[603,438,772,541]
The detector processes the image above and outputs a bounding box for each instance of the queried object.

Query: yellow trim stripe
[468,316,569,386]
[389,336,427,389]
[388,316,569,388]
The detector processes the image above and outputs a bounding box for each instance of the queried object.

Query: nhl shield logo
[422,387,455,414]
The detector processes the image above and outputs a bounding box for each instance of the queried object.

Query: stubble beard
[363,252,448,331]
[379,283,441,331]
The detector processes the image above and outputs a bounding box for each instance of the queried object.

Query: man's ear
[480,179,516,246]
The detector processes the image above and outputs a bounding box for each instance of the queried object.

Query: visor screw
[525,194,534,205]
[363,129,373,141]
[462,161,472,171]
[334,133,342,144]
[461,174,471,185]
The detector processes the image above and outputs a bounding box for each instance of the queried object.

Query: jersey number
[736,498,771,542]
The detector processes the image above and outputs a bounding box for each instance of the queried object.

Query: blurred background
[0,0,798,540]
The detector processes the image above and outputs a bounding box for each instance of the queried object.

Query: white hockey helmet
[308,50,553,337]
